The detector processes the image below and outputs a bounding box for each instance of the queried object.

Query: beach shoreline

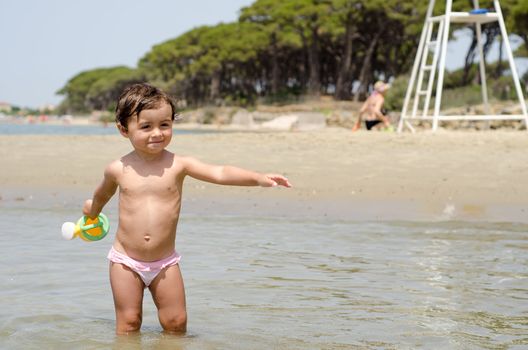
[2,129,528,222]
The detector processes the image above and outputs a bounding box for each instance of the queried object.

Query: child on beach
[82,83,292,335]
[352,81,392,131]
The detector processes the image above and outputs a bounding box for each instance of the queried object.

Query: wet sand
[2,129,528,221]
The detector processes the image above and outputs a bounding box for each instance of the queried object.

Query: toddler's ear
[117,123,128,138]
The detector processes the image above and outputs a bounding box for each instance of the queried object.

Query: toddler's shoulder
[104,158,124,178]
[172,154,198,164]
[174,155,205,171]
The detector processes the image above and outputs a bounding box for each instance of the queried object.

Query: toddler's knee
[160,311,187,333]
[117,310,142,333]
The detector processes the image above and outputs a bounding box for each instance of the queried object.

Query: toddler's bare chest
[118,171,181,196]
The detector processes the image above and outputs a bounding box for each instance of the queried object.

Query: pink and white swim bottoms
[107,246,181,286]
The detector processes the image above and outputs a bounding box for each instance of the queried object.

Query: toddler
[83,83,291,334]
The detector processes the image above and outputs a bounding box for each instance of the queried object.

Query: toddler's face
[120,102,173,155]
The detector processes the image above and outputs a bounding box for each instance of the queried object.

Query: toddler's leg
[149,264,187,334]
[109,262,145,334]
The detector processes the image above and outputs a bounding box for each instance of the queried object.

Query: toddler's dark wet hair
[115,83,176,130]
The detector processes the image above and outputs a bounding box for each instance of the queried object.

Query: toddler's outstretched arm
[182,157,292,188]
[260,174,292,187]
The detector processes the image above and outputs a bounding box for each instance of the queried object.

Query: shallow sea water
[0,123,214,136]
[0,196,527,349]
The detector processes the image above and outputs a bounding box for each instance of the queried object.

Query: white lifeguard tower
[397,0,528,132]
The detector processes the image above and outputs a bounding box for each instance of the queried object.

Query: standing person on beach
[352,81,392,131]
[82,83,292,335]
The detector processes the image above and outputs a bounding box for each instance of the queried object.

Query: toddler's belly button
[143,234,151,242]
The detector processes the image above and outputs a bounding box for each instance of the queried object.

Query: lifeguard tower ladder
[397,0,528,132]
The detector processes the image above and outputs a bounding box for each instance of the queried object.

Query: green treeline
[57,0,528,114]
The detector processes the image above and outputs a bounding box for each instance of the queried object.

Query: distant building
[39,104,55,113]
[0,102,12,113]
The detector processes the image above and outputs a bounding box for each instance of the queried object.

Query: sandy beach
[2,128,528,221]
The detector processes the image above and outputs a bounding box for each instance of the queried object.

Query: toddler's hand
[82,199,93,217]
[260,174,292,188]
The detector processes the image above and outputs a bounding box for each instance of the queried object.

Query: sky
[0,1,525,109]
[0,0,254,108]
